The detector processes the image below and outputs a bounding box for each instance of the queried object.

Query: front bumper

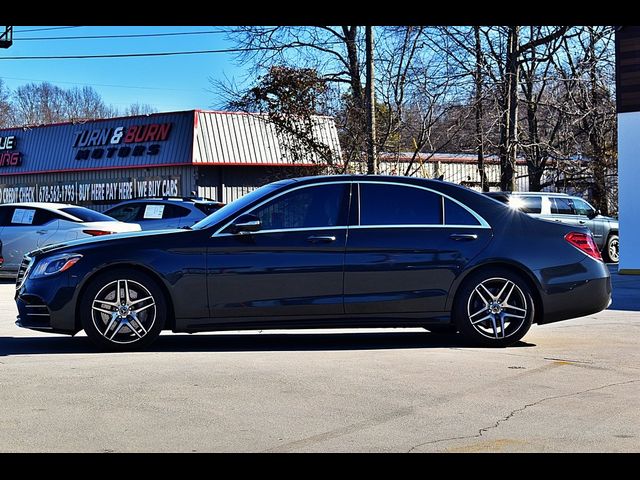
[15,271,79,335]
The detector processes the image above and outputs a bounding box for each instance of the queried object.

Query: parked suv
[104,197,225,231]
[485,191,619,263]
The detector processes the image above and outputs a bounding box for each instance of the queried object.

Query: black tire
[603,234,619,264]
[80,269,167,351]
[452,267,535,347]
[423,325,458,334]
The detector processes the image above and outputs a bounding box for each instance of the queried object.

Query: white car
[0,203,141,278]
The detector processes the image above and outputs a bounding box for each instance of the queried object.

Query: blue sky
[0,26,252,113]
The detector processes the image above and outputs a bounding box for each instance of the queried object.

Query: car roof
[108,197,223,205]
[486,191,569,197]
[0,202,77,210]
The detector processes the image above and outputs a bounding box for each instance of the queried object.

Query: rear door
[344,182,493,315]
[549,196,577,226]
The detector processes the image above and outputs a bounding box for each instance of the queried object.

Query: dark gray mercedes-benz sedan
[15,175,611,350]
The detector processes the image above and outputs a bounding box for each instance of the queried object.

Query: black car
[15,175,611,350]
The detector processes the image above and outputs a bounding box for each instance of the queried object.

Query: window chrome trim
[212,179,491,237]
[356,180,491,229]
[349,224,489,230]
[215,226,349,237]
[212,181,353,237]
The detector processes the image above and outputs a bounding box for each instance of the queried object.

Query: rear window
[59,207,116,223]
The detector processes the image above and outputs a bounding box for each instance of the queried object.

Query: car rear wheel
[453,268,534,347]
[604,234,619,264]
[80,269,166,351]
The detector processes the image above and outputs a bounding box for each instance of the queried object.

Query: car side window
[444,198,480,226]
[250,184,349,230]
[572,198,595,217]
[108,203,142,222]
[517,196,542,214]
[5,208,57,226]
[31,209,60,226]
[551,197,575,215]
[0,206,12,226]
[163,204,191,219]
[142,204,166,220]
[360,183,442,226]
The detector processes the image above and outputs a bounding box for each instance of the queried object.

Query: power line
[1,75,198,92]
[14,29,229,41]
[0,43,342,61]
[12,26,83,33]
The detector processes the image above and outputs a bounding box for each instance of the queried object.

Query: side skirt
[173,313,452,333]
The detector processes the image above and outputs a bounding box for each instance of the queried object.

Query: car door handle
[449,233,478,241]
[36,230,48,235]
[307,235,336,243]
[578,220,587,225]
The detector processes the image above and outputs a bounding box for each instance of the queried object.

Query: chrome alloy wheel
[466,277,528,340]
[91,279,156,344]
[608,237,619,263]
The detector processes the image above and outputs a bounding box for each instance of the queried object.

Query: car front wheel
[80,269,166,351]
[453,268,534,347]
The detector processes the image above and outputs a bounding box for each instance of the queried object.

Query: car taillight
[83,230,114,236]
[565,232,603,261]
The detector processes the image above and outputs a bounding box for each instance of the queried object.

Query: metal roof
[192,111,342,166]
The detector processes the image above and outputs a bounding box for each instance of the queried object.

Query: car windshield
[59,207,117,223]
[191,183,283,230]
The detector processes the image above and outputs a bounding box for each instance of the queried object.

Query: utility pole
[365,25,377,175]
[474,26,488,191]
[0,26,13,48]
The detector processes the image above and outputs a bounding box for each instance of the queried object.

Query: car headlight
[31,254,83,278]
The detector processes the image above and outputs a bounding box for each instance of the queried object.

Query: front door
[571,197,604,247]
[344,182,493,314]
[207,182,352,320]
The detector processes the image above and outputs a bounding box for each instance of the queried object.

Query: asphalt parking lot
[0,265,638,453]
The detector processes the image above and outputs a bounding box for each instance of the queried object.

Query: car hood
[27,228,188,258]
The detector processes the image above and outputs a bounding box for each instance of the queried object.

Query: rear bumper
[535,258,612,324]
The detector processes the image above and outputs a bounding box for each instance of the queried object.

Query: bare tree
[0,79,12,128]
[12,82,67,125]
[122,102,158,117]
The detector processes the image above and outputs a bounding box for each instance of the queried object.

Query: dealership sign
[73,122,172,161]
[0,176,180,205]
[0,135,22,167]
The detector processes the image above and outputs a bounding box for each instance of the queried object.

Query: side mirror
[230,214,261,234]
[587,209,600,219]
